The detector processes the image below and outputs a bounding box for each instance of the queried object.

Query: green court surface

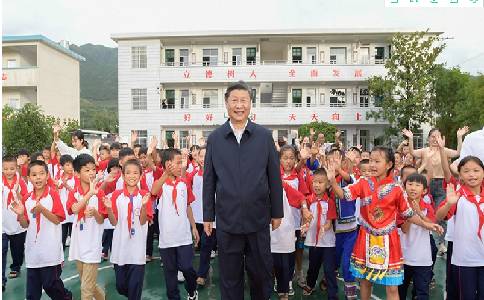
[3,245,446,299]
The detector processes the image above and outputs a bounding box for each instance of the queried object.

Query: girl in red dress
[331,146,442,300]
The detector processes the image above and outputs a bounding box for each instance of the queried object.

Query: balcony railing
[160,59,388,67]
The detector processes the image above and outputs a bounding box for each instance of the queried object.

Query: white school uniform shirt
[56,140,92,159]
[23,187,66,268]
[109,187,153,266]
[400,199,435,266]
[190,170,204,224]
[448,188,484,267]
[67,186,107,263]
[157,178,195,249]
[304,194,337,248]
[58,175,76,224]
[270,178,298,253]
[289,178,303,230]
[2,175,28,235]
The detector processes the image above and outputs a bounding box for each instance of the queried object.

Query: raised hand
[326,161,336,183]
[103,196,112,209]
[457,126,469,139]
[130,130,138,144]
[141,194,151,206]
[346,149,358,164]
[31,202,44,215]
[446,183,460,205]
[85,207,95,218]
[10,200,24,216]
[53,124,62,140]
[89,178,99,196]
[149,136,158,150]
[425,222,444,235]
[299,147,310,161]
[436,135,446,149]
[402,129,413,139]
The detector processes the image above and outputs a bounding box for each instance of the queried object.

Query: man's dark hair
[400,164,417,177]
[224,81,251,101]
[133,144,142,149]
[28,160,48,175]
[161,148,182,168]
[138,147,148,156]
[73,154,96,173]
[99,145,110,152]
[119,147,135,160]
[110,142,121,150]
[60,154,74,167]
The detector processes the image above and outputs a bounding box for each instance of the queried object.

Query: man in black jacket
[203,81,283,299]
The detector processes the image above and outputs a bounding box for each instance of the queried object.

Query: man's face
[225,89,251,123]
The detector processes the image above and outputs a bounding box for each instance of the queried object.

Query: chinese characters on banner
[181,67,366,80]
[185,112,366,123]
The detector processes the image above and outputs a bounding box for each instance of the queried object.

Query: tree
[368,30,446,136]
[2,104,80,156]
[431,67,484,148]
[298,121,337,141]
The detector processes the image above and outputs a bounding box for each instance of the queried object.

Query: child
[398,173,436,300]
[104,159,153,300]
[17,149,30,181]
[271,145,307,299]
[139,146,156,262]
[2,156,28,288]
[101,158,121,260]
[67,154,106,300]
[153,148,199,300]
[436,156,484,300]
[110,142,121,159]
[100,147,141,194]
[188,146,216,287]
[332,146,442,300]
[10,160,72,300]
[58,154,76,249]
[301,168,337,298]
[327,149,358,300]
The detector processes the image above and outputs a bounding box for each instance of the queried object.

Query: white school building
[112,29,439,149]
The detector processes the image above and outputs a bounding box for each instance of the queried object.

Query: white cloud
[3,0,484,73]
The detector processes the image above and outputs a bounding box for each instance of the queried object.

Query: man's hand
[271,218,282,231]
[204,222,213,236]
[192,227,200,247]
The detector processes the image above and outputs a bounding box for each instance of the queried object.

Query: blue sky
[3,0,484,74]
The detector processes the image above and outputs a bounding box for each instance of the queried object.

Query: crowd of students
[2,123,483,300]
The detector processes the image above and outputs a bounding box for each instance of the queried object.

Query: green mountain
[69,43,118,132]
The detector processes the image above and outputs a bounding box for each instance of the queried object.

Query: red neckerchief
[281,167,305,208]
[76,183,92,223]
[28,186,50,237]
[308,193,330,245]
[123,185,140,238]
[197,168,203,176]
[459,184,484,240]
[61,174,75,190]
[3,174,18,206]
[165,177,183,215]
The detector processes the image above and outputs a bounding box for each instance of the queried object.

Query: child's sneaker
[187,290,198,300]
[288,281,295,296]
[273,278,278,292]
[210,250,217,259]
[278,292,289,300]
[101,253,108,261]
[301,284,314,296]
[296,271,305,288]
[196,277,206,286]
[65,236,71,247]
[146,255,152,262]
[178,271,185,282]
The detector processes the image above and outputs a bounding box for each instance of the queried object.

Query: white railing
[160,60,388,67]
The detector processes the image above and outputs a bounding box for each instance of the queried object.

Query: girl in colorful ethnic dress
[331,146,442,300]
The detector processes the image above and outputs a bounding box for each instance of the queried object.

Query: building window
[202,89,218,108]
[292,47,302,63]
[329,47,346,64]
[359,47,370,64]
[251,88,257,107]
[133,130,148,147]
[131,89,147,110]
[179,49,189,66]
[232,48,242,65]
[163,90,175,109]
[180,130,189,149]
[373,95,383,107]
[292,89,302,107]
[165,49,175,66]
[246,47,256,65]
[8,98,20,109]
[359,88,369,107]
[375,47,385,64]
[307,47,317,64]
[329,88,346,107]
[278,130,289,140]
[131,46,147,68]
[7,59,17,68]
[202,130,212,140]
[413,129,424,149]
[180,89,189,109]
[360,130,370,151]
[165,130,175,148]
[203,49,218,66]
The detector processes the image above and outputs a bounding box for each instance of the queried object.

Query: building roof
[2,35,86,62]
[111,28,444,41]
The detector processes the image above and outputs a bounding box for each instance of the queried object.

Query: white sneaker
[178,271,185,282]
[437,243,447,257]
[210,250,217,258]
[288,281,295,296]
[274,278,278,292]
[65,236,71,247]
[187,290,198,300]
